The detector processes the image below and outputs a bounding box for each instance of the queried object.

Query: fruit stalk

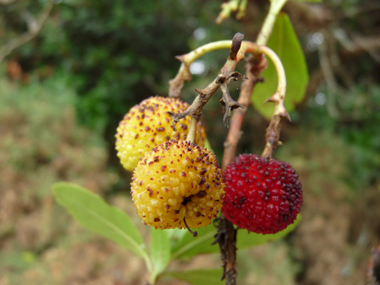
[186,117,197,143]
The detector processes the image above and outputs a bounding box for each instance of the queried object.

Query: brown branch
[214,53,267,285]
[213,216,238,285]
[222,54,267,168]
[366,242,380,285]
[168,34,249,131]
[0,2,54,63]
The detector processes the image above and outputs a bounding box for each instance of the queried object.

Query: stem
[256,0,288,46]
[143,254,153,279]
[186,117,197,143]
[222,56,266,169]
[169,41,286,107]
[218,2,289,284]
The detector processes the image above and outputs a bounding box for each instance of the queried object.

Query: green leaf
[171,214,301,259]
[236,214,301,249]
[171,225,217,259]
[164,268,224,285]
[150,229,171,283]
[252,13,309,119]
[204,138,214,153]
[52,182,152,271]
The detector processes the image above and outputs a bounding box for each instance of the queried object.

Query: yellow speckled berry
[131,140,224,230]
[116,96,207,171]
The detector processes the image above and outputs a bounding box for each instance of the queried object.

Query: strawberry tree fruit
[116,96,207,171]
[131,140,224,231]
[222,154,302,234]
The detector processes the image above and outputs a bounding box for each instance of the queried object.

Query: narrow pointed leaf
[164,268,224,285]
[252,13,309,119]
[52,182,150,264]
[150,228,171,282]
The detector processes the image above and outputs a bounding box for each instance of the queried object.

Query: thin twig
[222,54,267,169]
[0,2,54,63]
[168,33,249,130]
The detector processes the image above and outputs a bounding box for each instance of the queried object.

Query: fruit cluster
[116,96,302,235]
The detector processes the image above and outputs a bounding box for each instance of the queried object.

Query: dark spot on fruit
[145,126,150,131]
[135,134,139,139]
[200,168,207,175]
[153,156,159,162]
[197,191,207,198]
[161,165,167,172]
[154,218,160,222]
[239,197,246,205]
[199,176,206,185]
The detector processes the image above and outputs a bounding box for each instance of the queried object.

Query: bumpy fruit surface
[222,154,302,234]
[116,96,207,171]
[131,140,224,229]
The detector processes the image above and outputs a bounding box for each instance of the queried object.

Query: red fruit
[222,154,302,234]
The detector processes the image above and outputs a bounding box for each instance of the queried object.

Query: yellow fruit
[116,96,207,171]
[131,140,224,230]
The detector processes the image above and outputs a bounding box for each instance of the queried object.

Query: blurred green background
[1,0,380,284]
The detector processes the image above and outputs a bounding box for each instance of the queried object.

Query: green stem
[143,254,153,278]
[256,0,288,45]
[177,41,285,100]
[182,40,233,65]
[186,117,197,143]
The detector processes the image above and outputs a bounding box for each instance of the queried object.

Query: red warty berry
[222,154,302,234]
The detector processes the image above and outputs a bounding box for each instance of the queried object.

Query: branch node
[230,33,245,60]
